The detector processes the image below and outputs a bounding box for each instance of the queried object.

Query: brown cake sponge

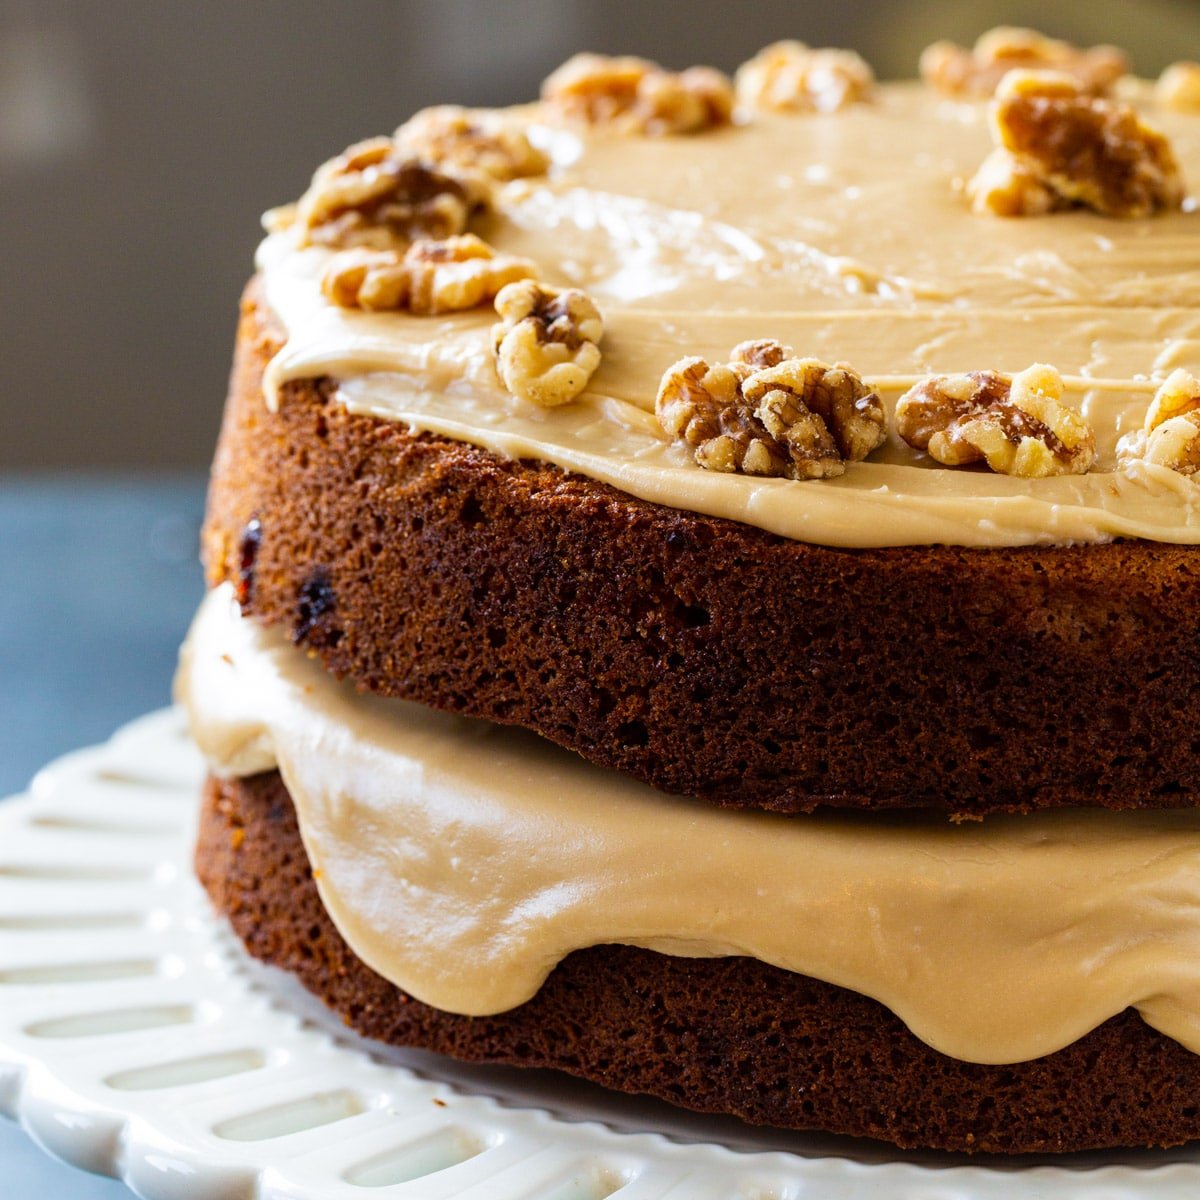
[195,768,1200,1155]
[201,284,1200,817]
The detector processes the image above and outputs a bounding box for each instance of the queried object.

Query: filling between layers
[181,585,1200,1066]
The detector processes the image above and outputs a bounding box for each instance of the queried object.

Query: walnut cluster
[968,70,1185,219]
[322,234,537,315]
[920,26,1128,98]
[1117,370,1200,475]
[1157,62,1200,113]
[541,53,733,135]
[394,105,549,181]
[656,341,886,481]
[895,364,1096,478]
[735,41,875,114]
[295,137,490,250]
[491,280,604,407]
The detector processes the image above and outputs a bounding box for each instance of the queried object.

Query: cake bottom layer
[196,770,1200,1156]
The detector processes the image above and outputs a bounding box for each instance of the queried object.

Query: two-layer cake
[179,31,1200,1152]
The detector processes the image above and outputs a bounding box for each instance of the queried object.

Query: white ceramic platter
[4,709,1200,1199]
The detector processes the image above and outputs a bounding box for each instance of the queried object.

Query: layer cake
[180,32,1200,1152]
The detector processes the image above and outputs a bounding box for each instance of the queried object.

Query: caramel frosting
[181,585,1200,1064]
[257,83,1200,548]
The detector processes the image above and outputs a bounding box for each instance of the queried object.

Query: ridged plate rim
[1,709,1200,1198]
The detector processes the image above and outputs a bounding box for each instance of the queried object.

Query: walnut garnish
[395,105,549,181]
[491,280,603,407]
[658,358,791,476]
[895,364,1096,477]
[542,54,654,124]
[966,147,1068,216]
[322,234,536,315]
[743,360,889,468]
[541,53,733,135]
[920,27,1128,98]
[1157,62,1200,113]
[969,71,1185,219]
[729,338,790,371]
[295,137,490,250]
[1117,370,1200,475]
[735,41,875,114]
[656,341,886,481]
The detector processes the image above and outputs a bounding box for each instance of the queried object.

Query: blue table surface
[0,474,207,1199]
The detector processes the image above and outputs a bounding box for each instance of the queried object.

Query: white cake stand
[2,709,1200,1199]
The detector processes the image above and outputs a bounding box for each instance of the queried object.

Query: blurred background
[2,2,1200,1196]
[4,0,1200,471]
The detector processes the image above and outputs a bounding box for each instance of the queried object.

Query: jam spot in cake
[237,518,262,605]
[293,568,338,645]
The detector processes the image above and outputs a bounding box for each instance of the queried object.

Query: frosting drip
[258,84,1200,548]
[181,585,1200,1064]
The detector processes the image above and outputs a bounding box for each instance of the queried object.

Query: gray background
[3,1,1200,1196]
[4,0,1200,472]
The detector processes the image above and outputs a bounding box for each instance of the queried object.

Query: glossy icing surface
[259,84,1200,547]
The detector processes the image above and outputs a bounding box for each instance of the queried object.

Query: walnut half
[1117,370,1200,475]
[656,341,886,481]
[394,105,549,181]
[966,147,1067,217]
[491,281,604,407]
[735,41,875,114]
[920,26,1128,97]
[972,70,1185,219]
[895,364,1096,477]
[322,234,537,315]
[1157,62,1200,113]
[295,137,490,250]
[541,53,733,135]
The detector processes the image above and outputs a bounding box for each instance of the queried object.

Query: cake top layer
[258,39,1200,548]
